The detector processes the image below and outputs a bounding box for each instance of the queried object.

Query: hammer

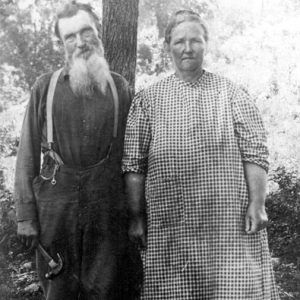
[37,243,63,279]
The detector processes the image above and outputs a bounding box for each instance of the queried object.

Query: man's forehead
[58,10,98,37]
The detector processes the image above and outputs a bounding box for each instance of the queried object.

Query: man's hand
[17,220,39,252]
[129,216,147,249]
[245,202,268,234]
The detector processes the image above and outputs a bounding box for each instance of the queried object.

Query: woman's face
[167,21,207,79]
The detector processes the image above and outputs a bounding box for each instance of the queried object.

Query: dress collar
[172,69,208,88]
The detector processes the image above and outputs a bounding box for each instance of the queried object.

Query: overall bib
[33,70,141,299]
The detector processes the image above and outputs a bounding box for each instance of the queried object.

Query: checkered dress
[122,71,279,300]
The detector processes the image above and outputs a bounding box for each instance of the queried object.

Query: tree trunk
[102,0,139,89]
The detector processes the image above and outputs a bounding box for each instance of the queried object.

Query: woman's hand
[129,215,147,249]
[245,202,268,234]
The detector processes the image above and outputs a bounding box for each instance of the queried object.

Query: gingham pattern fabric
[122,71,279,300]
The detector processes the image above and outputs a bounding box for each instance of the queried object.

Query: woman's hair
[54,1,101,40]
[164,10,208,44]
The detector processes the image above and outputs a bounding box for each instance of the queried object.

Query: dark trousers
[33,158,141,300]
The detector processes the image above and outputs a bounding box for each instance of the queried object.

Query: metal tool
[37,243,63,279]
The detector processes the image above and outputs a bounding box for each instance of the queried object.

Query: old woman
[122,10,279,300]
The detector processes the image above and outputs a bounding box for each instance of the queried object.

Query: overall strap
[46,68,63,150]
[44,68,64,184]
[107,75,119,139]
[45,69,119,167]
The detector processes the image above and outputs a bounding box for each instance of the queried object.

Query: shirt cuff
[15,202,38,222]
[121,164,146,174]
[242,156,269,173]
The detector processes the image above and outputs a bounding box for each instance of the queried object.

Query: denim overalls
[33,70,141,299]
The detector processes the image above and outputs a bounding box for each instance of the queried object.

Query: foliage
[0,65,27,112]
[0,189,43,299]
[0,0,63,89]
[267,167,300,261]
[0,123,19,158]
[139,0,217,38]
[273,262,300,300]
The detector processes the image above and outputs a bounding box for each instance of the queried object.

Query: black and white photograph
[0,0,299,299]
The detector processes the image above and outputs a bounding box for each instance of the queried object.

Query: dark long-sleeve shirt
[14,68,131,221]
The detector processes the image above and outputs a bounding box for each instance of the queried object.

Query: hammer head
[45,253,63,280]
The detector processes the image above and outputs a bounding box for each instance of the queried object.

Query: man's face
[58,10,103,63]
[167,21,207,77]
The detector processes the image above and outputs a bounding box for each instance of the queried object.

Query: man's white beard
[69,52,111,98]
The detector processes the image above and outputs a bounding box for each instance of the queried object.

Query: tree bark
[102,0,139,89]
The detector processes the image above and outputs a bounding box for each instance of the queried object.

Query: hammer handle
[37,243,55,264]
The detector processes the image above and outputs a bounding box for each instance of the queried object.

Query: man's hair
[164,10,209,44]
[54,1,101,40]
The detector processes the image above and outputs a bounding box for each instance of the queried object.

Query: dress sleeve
[122,91,151,174]
[231,86,269,172]
[14,81,42,222]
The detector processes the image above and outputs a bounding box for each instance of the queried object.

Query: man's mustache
[73,46,93,59]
